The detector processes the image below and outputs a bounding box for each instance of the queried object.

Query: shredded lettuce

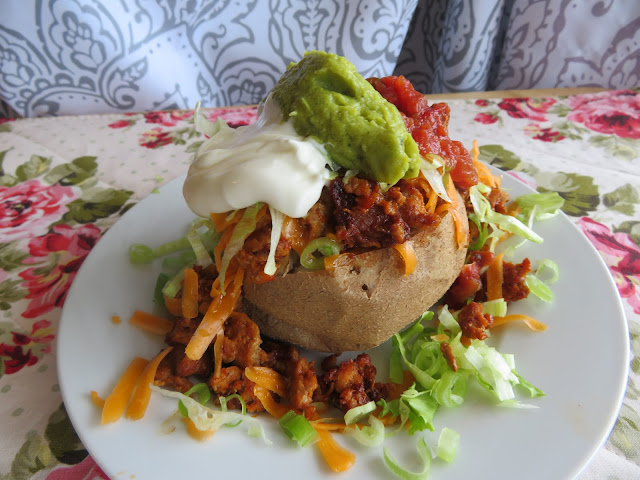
[193,101,226,138]
[469,185,543,244]
[515,191,565,221]
[420,154,451,203]
[437,305,460,335]
[150,384,271,444]
[436,427,460,463]
[525,259,560,302]
[186,226,213,267]
[218,202,263,293]
[383,437,432,480]
[264,206,285,276]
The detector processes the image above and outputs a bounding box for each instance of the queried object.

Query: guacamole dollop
[271,51,420,185]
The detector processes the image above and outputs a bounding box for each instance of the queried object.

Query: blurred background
[1,0,638,118]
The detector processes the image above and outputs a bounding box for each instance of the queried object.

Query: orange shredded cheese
[101,357,148,424]
[244,366,288,398]
[444,174,468,249]
[129,310,173,335]
[181,267,199,319]
[90,390,105,408]
[214,227,234,271]
[425,188,438,215]
[492,314,548,332]
[486,252,505,301]
[125,346,173,420]
[210,210,242,232]
[253,385,290,419]
[164,295,182,317]
[185,267,244,361]
[213,331,224,380]
[315,428,356,473]
[392,241,417,276]
[111,315,121,324]
[471,139,499,188]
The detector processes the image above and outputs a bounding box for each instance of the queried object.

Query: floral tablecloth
[0,90,638,480]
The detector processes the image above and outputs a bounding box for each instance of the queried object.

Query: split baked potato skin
[242,192,469,352]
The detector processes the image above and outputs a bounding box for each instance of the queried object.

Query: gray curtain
[395,0,640,93]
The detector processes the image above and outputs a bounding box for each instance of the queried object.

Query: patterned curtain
[395,0,640,93]
[0,0,417,117]
[2,0,639,118]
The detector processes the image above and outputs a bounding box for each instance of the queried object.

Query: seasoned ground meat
[154,348,198,393]
[440,342,458,372]
[221,313,267,368]
[330,176,439,249]
[317,353,386,412]
[444,250,495,309]
[209,366,265,413]
[165,315,200,346]
[502,258,531,302]
[235,221,293,285]
[263,341,300,376]
[288,358,318,416]
[486,187,510,214]
[457,301,493,340]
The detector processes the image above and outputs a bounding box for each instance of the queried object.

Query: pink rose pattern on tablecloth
[472,90,640,157]
[45,455,108,480]
[579,218,640,315]
[106,106,258,149]
[19,224,101,318]
[0,319,55,375]
[0,180,76,242]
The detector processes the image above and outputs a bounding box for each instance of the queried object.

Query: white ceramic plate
[58,171,629,480]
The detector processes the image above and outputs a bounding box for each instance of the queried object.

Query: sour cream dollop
[183,95,329,219]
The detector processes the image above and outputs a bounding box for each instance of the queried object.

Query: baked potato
[241,191,469,352]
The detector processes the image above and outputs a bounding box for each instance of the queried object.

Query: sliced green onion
[536,259,559,284]
[525,274,554,303]
[219,202,263,293]
[383,437,432,480]
[129,236,192,264]
[153,273,170,304]
[482,299,507,317]
[162,250,196,272]
[300,237,341,270]
[278,410,318,447]
[178,383,211,417]
[219,393,247,427]
[162,268,185,299]
[436,427,460,463]
[349,415,385,447]
[129,244,155,264]
[264,206,285,276]
[344,401,376,425]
